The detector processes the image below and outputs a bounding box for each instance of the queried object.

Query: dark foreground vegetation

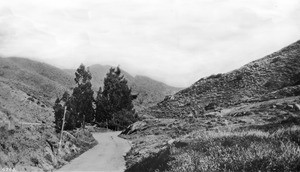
[53,64,138,132]
[167,119,300,172]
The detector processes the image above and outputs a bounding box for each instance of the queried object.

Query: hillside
[0,57,179,170]
[7,57,74,89]
[0,57,74,106]
[64,64,181,111]
[0,56,75,122]
[132,75,180,107]
[121,40,300,172]
[144,40,300,118]
[0,57,96,171]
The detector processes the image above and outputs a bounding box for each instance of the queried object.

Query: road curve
[57,131,131,172]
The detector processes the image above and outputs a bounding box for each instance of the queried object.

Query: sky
[0,0,299,87]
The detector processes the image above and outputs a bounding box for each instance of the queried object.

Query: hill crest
[144,40,300,118]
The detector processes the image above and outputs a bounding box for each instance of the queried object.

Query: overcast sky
[0,0,299,87]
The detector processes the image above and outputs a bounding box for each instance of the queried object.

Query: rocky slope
[144,40,300,119]
[121,40,300,171]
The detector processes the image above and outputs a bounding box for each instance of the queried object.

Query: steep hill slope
[145,40,300,118]
[64,65,181,111]
[122,40,300,172]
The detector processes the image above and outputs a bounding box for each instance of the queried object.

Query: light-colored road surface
[57,132,131,172]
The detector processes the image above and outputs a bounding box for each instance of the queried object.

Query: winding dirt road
[57,132,131,172]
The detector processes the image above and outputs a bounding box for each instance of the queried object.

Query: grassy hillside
[0,57,74,106]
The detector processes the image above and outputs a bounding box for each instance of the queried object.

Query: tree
[61,91,77,130]
[72,64,94,128]
[95,67,137,130]
[53,98,63,133]
[95,87,112,124]
[53,91,77,132]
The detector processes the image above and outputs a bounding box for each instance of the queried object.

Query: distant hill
[7,57,74,88]
[64,64,181,111]
[0,57,73,107]
[144,40,300,118]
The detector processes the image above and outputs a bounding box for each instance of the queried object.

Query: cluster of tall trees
[53,64,138,132]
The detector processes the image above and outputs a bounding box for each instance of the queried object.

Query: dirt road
[57,132,131,172]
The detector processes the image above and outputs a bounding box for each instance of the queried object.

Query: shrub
[292,72,300,86]
[271,57,281,63]
[27,97,35,102]
[204,103,217,111]
[30,157,39,166]
[207,73,222,80]
[235,73,243,81]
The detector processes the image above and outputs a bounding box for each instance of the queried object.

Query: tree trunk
[82,114,85,129]
[59,106,67,148]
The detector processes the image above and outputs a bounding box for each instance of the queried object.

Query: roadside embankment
[0,124,97,171]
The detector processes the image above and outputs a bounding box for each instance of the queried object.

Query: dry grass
[167,126,300,172]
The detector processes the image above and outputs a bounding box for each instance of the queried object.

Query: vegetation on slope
[0,119,97,171]
[168,118,300,172]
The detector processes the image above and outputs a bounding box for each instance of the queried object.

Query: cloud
[0,0,299,87]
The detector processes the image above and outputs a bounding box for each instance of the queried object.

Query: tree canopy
[72,64,94,128]
[95,67,137,130]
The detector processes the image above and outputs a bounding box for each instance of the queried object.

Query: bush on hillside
[292,72,300,86]
[207,73,222,79]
